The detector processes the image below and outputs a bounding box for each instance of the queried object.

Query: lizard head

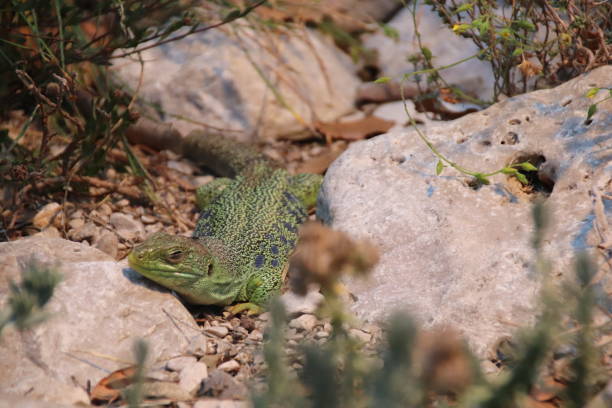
[128,232,216,293]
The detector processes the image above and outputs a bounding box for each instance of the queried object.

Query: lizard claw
[226,302,263,316]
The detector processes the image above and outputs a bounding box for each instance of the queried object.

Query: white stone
[167,356,197,372]
[113,27,359,140]
[32,202,62,229]
[318,66,612,356]
[179,361,209,395]
[0,237,207,406]
[217,359,240,373]
[193,399,248,408]
[205,326,229,338]
[289,314,318,332]
[109,212,145,242]
[280,289,324,316]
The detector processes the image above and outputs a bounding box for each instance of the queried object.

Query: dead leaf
[315,116,394,143]
[295,146,346,174]
[518,59,543,77]
[90,366,136,403]
[531,376,565,402]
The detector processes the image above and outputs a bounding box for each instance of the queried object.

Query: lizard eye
[166,249,184,263]
[207,263,214,277]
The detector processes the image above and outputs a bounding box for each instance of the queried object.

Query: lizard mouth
[128,253,201,280]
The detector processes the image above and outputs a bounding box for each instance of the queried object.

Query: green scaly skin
[128,131,322,314]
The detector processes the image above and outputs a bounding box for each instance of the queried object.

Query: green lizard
[128,131,322,314]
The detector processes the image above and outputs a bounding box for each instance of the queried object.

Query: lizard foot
[227,302,264,316]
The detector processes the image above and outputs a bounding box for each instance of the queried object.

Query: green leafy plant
[584,87,612,122]
[425,0,611,99]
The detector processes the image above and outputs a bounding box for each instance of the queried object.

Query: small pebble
[168,160,194,175]
[179,361,208,395]
[217,359,240,373]
[315,331,329,339]
[167,356,197,372]
[116,199,130,208]
[70,209,84,220]
[205,326,229,338]
[193,399,248,408]
[35,226,61,238]
[247,330,263,342]
[186,334,209,356]
[32,202,62,229]
[109,212,145,241]
[350,328,372,343]
[289,314,318,332]
[281,290,324,316]
[68,218,84,230]
[95,230,119,258]
[140,214,157,224]
[98,203,113,216]
[69,222,98,242]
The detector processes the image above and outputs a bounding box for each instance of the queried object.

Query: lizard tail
[182,131,281,177]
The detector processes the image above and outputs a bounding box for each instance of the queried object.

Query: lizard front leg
[227,271,282,315]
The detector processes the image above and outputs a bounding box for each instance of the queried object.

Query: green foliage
[0,257,61,335]
[584,87,611,122]
[425,0,611,99]
[0,0,264,234]
[254,204,610,407]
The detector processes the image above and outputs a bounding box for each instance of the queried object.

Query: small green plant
[124,339,149,408]
[425,0,610,100]
[584,86,612,122]
[0,257,61,335]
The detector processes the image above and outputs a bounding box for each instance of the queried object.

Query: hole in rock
[506,152,555,200]
[501,132,519,145]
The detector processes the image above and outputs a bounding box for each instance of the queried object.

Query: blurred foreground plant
[253,207,610,407]
[0,257,61,335]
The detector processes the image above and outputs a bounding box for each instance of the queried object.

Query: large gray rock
[363,5,496,101]
[113,27,359,140]
[318,66,611,356]
[0,238,206,406]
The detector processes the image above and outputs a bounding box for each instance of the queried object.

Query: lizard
[127,130,322,314]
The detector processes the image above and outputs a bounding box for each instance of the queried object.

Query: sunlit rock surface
[318,66,611,356]
[0,238,206,406]
[113,27,360,140]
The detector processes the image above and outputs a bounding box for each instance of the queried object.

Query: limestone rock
[280,289,324,316]
[363,5,495,101]
[289,314,318,332]
[179,361,209,395]
[113,27,359,140]
[32,202,62,229]
[317,66,612,356]
[0,237,206,406]
[167,356,198,372]
[109,212,145,242]
[193,399,248,408]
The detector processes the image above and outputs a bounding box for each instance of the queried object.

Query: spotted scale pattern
[193,163,319,306]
